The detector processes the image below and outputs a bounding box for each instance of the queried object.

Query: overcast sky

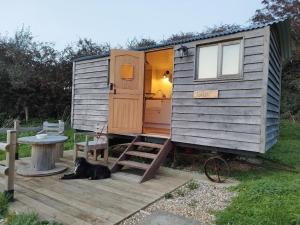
[0,0,262,50]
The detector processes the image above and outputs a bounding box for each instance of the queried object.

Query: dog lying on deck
[61,157,111,180]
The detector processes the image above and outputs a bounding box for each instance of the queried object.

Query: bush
[281,111,300,123]
[0,113,9,127]
[281,111,291,120]
[295,111,300,122]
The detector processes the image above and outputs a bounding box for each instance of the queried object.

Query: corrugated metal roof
[73,53,110,62]
[74,18,288,62]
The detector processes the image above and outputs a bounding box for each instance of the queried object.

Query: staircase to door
[111,135,173,183]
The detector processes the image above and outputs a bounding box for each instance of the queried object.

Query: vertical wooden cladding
[265,28,282,150]
[72,57,109,131]
[172,28,267,152]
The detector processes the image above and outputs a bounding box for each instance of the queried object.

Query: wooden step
[133,142,163,149]
[117,160,150,170]
[110,136,173,183]
[125,151,157,159]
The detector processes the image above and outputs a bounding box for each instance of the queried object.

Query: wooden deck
[0,151,192,225]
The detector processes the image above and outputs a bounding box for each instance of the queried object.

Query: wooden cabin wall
[71,57,109,131]
[171,28,268,153]
[265,28,282,150]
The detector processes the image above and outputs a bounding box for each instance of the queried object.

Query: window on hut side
[196,39,242,80]
[222,43,240,75]
[198,45,218,79]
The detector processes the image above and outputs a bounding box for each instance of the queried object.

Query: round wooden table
[17,135,68,177]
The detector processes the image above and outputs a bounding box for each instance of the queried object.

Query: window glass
[120,64,134,80]
[221,44,240,75]
[197,45,218,79]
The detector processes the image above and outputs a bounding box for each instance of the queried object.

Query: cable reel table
[17,135,68,177]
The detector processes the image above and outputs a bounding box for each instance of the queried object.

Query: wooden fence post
[13,120,20,160]
[5,130,16,201]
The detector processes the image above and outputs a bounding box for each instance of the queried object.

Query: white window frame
[195,38,244,81]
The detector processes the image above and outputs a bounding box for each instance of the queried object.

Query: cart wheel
[204,156,230,183]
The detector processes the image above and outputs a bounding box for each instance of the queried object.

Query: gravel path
[120,176,237,225]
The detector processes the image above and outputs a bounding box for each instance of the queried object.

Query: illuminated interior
[143,49,174,135]
[144,49,173,98]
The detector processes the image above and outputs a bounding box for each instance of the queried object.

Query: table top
[18,135,68,145]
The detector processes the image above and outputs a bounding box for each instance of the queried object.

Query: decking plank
[75,179,159,203]
[16,183,107,225]
[17,181,120,224]
[0,151,191,225]
[16,193,91,225]
[27,177,139,215]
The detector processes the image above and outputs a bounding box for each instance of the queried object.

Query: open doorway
[143,48,174,136]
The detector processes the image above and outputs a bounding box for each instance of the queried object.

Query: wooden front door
[108,49,145,133]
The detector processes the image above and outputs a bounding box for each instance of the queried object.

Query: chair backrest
[93,123,107,142]
[93,135,107,143]
[94,123,107,133]
[42,120,64,135]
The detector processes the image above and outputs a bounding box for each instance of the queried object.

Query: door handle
[109,83,114,91]
[110,83,116,94]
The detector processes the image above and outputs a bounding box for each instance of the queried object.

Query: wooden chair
[73,125,108,164]
[38,120,65,135]
[38,120,65,160]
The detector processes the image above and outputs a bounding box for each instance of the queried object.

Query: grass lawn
[216,121,300,225]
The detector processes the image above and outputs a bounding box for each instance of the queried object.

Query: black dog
[61,157,111,180]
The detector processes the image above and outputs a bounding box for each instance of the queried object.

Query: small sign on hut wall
[193,90,219,99]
